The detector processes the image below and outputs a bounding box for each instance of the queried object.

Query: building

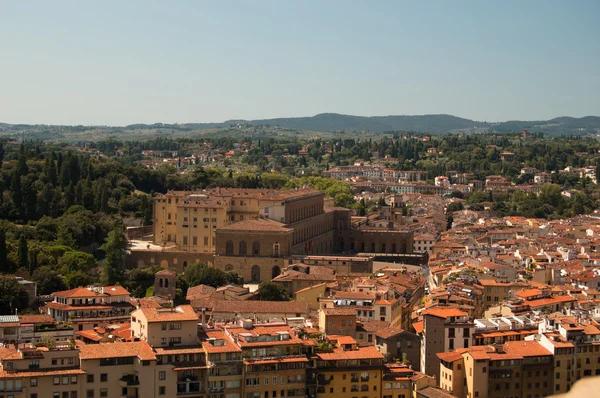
[375,327,421,369]
[226,321,308,398]
[0,340,86,398]
[313,335,384,398]
[318,307,357,338]
[534,172,552,185]
[438,341,554,398]
[130,304,199,347]
[47,286,135,330]
[420,307,474,379]
[201,329,243,398]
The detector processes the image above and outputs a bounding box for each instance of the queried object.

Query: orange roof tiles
[317,345,383,361]
[79,341,156,361]
[135,305,198,322]
[422,307,468,319]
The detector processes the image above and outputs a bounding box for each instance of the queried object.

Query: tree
[58,251,97,275]
[182,263,240,288]
[0,230,9,273]
[64,270,91,289]
[17,233,28,270]
[0,275,29,313]
[100,226,127,285]
[255,281,290,301]
[32,266,67,295]
[446,202,464,214]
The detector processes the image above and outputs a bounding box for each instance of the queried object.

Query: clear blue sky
[1,0,599,125]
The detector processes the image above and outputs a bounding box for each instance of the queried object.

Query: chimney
[201,308,206,328]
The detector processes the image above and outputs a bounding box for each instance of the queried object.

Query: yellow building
[130,304,199,347]
[313,335,384,398]
[382,363,436,398]
[438,341,555,398]
[226,322,308,398]
[201,329,243,398]
[152,188,327,254]
[0,341,85,398]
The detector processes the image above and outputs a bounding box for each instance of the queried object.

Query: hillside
[1,114,599,141]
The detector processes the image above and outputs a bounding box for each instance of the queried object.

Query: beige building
[420,307,474,379]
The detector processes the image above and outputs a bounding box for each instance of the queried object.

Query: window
[31,378,38,386]
[54,393,60,398]
[71,376,77,384]
[31,394,38,398]
[54,377,60,385]
[483,367,487,373]
[87,375,94,383]
[265,377,269,385]
[86,390,94,398]
[71,393,78,398]
[159,386,166,395]
[100,374,107,382]
[159,371,165,380]
[100,389,108,398]
[161,337,167,345]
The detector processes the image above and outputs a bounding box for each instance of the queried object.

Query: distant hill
[1,114,599,137]
[492,116,600,135]
[237,113,483,134]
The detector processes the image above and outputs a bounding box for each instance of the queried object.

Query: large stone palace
[145,188,413,281]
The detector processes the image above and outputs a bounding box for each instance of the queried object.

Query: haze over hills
[1,114,600,138]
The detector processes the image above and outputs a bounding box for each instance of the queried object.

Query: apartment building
[226,322,308,398]
[201,329,243,398]
[438,341,554,398]
[0,341,85,398]
[47,286,134,330]
[313,336,384,398]
[420,308,474,379]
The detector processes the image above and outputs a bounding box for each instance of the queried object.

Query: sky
[1,0,599,125]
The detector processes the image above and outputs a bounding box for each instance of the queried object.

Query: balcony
[177,381,202,396]
[208,387,224,393]
[120,374,140,386]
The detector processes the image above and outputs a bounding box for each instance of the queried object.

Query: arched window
[251,265,261,282]
[183,261,188,269]
[164,278,169,288]
[252,241,260,256]
[239,241,247,256]
[225,264,234,272]
[159,278,163,288]
[226,240,234,256]
[272,266,281,278]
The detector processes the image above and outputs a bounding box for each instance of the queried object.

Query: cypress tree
[18,234,28,270]
[0,230,8,273]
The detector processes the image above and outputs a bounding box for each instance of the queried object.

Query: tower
[154,269,177,299]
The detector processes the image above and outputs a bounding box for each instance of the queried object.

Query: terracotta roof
[156,269,177,276]
[79,341,156,360]
[437,351,463,362]
[323,308,356,316]
[505,340,552,357]
[422,307,468,319]
[0,367,86,379]
[186,284,217,300]
[317,345,383,361]
[18,314,54,324]
[133,305,198,322]
[417,386,458,398]
[375,326,406,339]
[218,218,293,232]
[412,320,424,334]
[191,299,308,315]
[200,330,241,353]
[53,287,106,298]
